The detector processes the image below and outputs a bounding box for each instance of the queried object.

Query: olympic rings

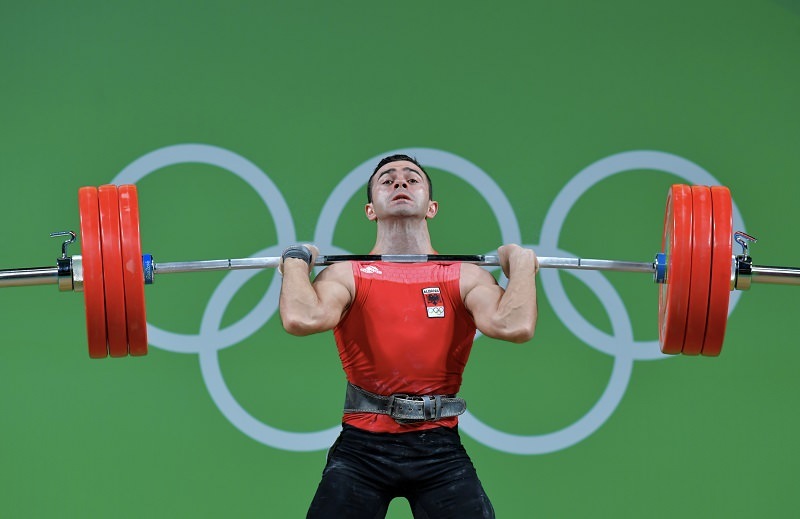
[111,145,744,454]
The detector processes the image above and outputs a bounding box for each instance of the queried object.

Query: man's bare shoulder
[459,261,497,279]
[459,262,499,292]
[315,260,354,280]
[314,260,356,294]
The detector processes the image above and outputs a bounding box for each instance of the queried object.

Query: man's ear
[365,203,377,221]
[426,200,439,219]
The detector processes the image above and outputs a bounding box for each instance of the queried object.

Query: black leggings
[306,424,495,519]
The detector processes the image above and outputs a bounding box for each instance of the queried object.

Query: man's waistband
[343,382,467,423]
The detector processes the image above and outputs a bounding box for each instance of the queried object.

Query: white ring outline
[312,149,636,454]
[539,150,745,360]
[113,144,340,450]
[311,149,628,453]
[113,143,295,352]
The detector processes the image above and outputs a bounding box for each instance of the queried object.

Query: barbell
[1,184,798,359]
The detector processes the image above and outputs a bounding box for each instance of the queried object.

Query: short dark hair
[366,154,433,203]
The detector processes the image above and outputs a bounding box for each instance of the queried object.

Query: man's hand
[278,244,354,336]
[279,244,319,275]
[497,244,538,280]
[461,243,538,343]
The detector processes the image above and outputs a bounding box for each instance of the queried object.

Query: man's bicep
[462,265,504,333]
[313,279,351,313]
[312,265,355,324]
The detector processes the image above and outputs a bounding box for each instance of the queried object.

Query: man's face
[365,160,437,221]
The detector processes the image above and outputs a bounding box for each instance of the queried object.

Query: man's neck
[370,219,435,255]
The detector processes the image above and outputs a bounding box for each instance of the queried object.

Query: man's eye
[408,178,419,184]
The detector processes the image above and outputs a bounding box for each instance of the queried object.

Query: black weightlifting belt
[343,382,467,423]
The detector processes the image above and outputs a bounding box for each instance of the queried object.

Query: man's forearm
[279,259,322,335]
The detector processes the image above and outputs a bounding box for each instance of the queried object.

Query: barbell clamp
[733,231,757,291]
[50,231,77,292]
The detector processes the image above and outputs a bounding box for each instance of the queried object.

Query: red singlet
[333,261,478,433]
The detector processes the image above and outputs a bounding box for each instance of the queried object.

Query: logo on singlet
[422,287,445,318]
[360,265,382,275]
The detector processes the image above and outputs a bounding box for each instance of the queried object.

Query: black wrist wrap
[281,245,312,266]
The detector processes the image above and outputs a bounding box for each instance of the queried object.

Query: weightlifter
[278,154,539,518]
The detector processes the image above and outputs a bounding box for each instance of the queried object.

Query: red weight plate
[78,187,108,358]
[98,185,129,357]
[119,184,148,356]
[658,184,693,354]
[682,186,713,355]
[702,186,733,356]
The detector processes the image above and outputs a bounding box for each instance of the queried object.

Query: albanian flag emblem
[422,287,445,318]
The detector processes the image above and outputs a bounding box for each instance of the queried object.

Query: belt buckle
[388,393,423,422]
[387,393,409,416]
[388,393,443,422]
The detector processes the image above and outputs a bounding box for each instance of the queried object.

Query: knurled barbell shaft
[0,255,654,287]
[151,255,658,275]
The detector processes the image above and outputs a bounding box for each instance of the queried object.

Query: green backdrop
[1,1,799,517]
